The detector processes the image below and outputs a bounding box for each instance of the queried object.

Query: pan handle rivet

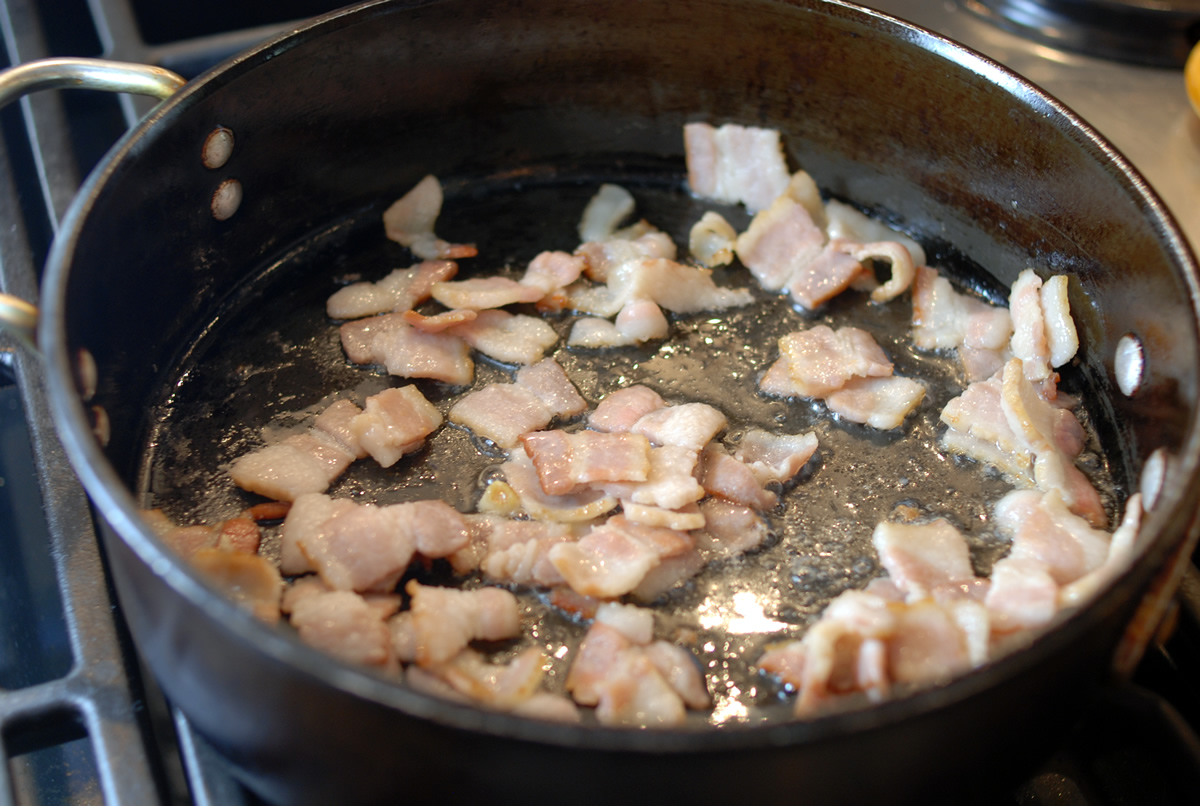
[1114,333,1145,397]
[212,178,242,221]
[202,126,234,169]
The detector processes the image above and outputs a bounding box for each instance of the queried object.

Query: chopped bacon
[777,326,893,398]
[589,385,666,433]
[521,429,652,495]
[1009,269,1056,386]
[621,500,705,531]
[841,241,917,304]
[699,444,778,510]
[630,545,706,601]
[692,499,771,560]
[600,445,705,511]
[382,175,477,260]
[568,299,670,347]
[732,429,818,485]
[871,519,983,603]
[886,600,972,685]
[406,581,522,667]
[142,509,217,559]
[216,516,261,554]
[630,401,728,451]
[431,276,545,310]
[313,399,369,459]
[190,548,283,623]
[684,122,791,213]
[520,250,587,295]
[339,313,474,385]
[450,359,585,449]
[784,240,865,310]
[644,640,712,709]
[993,489,1110,586]
[1041,275,1078,369]
[911,266,1012,356]
[326,260,458,320]
[735,195,827,292]
[688,211,737,268]
[825,375,926,430]
[576,231,677,283]
[278,492,354,575]
[498,451,619,523]
[349,386,443,468]
[435,647,548,709]
[515,358,588,418]
[402,308,477,332]
[824,198,926,268]
[578,184,636,243]
[548,516,693,598]
[291,589,398,672]
[449,309,559,365]
[565,257,753,318]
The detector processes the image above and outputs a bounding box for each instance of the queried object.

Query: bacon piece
[630,401,728,451]
[784,241,865,310]
[434,647,548,709]
[629,543,706,600]
[349,386,443,468]
[911,266,1012,359]
[684,122,790,213]
[190,548,283,623]
[515,358,588,418]
[402,308,477,332]
[841,241,917,304]
[406,581,522,667]
[340,313,474,385]
[478,521,574,587]
[382,175,476,260]
[993,489,1111,586]
[1041,275,1078,369]
[621,501,705,532]
[735,195,827,292]
[498,452,619,523]
[984,555,1060,633]
[576,231,677,283]
[431,276,545,310]
[644,640,711,709]
[450,384,553,449]
[940,371,1035,483]
[578,184,637,243]
[732,429,818,485]
[777,326,893,398]
[824,198,926,268]
[142,509,218,559]
[689,211,737,268]
[521,429,652,495]
[520,250,587,296]
[692,499,771,560]
[825,375,926,430]
[278,492,356,576]
[327,260,458,320]
[589,385,666,433]
[600,445,705,511]
[1009,269,1054,385]
[565,257,753,317]
[1059,493,1142,608]
[449,309,559,365]
[886,600,972,685]
[216,516,261,554]
[567,299,671,347]
[291,589,398,672]
[699,444,778,510]
[548,516,692,598]
[871,519,982,603]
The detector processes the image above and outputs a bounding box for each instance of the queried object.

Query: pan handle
[0,58,186,356]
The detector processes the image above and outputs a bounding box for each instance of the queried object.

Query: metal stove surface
[0,1,1199,804]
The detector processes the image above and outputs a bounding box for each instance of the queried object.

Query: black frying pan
[3,1,1199,803]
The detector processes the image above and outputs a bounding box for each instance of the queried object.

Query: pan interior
[137,161,1121,727]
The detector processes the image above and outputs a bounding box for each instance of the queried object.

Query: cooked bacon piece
[699,444,778,510]
[436,647,548,709]
[498,452,619,523]
[431,276,545,310]
[1009,269,1058,386]
[1041,275,1078,369]
[692,499,771,560]
[621,500,705,531]
[519,250,587,296]
[190,548,283,623]
[589,385,666,433]
[984,555,1060,633]
[644,640,711,709]
[349,386,443,468]
[824,198,926,268]
[778,326,893,398]
[230,398,367,503]
[290,589,398,672]
[402,308,478,332]
[576,231,677,283]
[600,445,704,511]
[940,372,1035,483]
[142,509,218,559]
[402,499,472,557]
[521,429,652,495]
[784,241,865,311]
[340,313,474,385]
[382,175,477,260]
[216,516,261,554]
[578,184,636,243]
[327,260,458,320]
[886,600,972,685]
[595,601,655,643]
[684,122,790,213]
[689,211,737,268]
[450,384,553,449]
[911,266,1012,373]
[548,516,693,598]
[278,492,356,576]
[825,375,926,430]
[630,401,728,451]
[406,581,522,667]
[630,544,706,601]
[448,309,559,365]
[568,299,671,348]
[479,525,573,587]
[871,519,982,603]
[993,489,1110,586]
[566,257,753,317]
[1059,493,1142,608]
[515,358,588,419]
[735,195,827,292]
[732,429,818,485]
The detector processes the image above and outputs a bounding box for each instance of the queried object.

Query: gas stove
[1,1,1199,804]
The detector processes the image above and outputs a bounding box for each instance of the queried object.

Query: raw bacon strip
[340,313,474,385]
[406,581,522,667]
[430,276,545,310]
[382,175,477,260]
[589,385,666,433]
[684,122,791,213]
[229,399,366,503]
[825,375,926,430]
[630,401,728,452]
[699,444,778,510]
[349,386,443,468]
[326,260,458,320]
[291,590,398,673]
[450,309,559,365]
[732,429,818,485]
[521,429,652,495]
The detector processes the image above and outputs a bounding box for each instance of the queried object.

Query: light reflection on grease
[698,591,790,635]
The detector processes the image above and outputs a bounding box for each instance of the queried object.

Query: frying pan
[1,0,1199,803]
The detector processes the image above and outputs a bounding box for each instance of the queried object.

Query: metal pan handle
[0,58,186,356]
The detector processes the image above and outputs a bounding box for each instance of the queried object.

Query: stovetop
[1,1,1199,804]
